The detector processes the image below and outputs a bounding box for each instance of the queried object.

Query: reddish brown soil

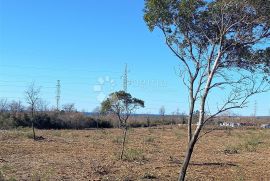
[0,127,269,180]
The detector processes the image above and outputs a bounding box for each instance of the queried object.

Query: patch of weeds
[123,176,134,181]
[94,134,106,140]
[234,167,245,181]
[123,148,146,162]
[169,156,181,164]
[6,177,16,181]
[142,172,158,179]
[93,164,110,176]
[85,135,91,138]
[174,129,184,139]
[148,128,154,134]
[51,131,62,137]
[112,136,124,144]
[127,127,135,133]
[144,136,155,143]
[224,128,233,136]
[31,170,52,181]
[0,171,4,181]
[16,127,31,132]
[0,170,17,181]
[241,137,261,152]
[31,172,41,181]
[1,165,11,172]
[224,144,240,154]
[100,129,109,135]
[24,132,34,139]
[224,135,263,154]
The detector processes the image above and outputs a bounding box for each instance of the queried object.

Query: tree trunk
[32,120,36,140]
[31,109,36,140]
[179,75,211,180]
[120,126,128,160]
[178,126,202,181]
[188,98,195,142]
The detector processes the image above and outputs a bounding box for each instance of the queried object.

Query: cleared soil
[0,126,270,181]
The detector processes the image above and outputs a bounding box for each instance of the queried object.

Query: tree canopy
[144,0,270,74]
[101,91,144,126]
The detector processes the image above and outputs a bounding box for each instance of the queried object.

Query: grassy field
[0,126,270,181]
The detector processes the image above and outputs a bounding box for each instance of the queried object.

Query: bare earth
[0,126,270,181]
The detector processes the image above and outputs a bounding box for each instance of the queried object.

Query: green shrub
[242,137,261,152]
[123,148,146,162]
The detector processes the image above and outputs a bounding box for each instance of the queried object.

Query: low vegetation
[0,126,269,180]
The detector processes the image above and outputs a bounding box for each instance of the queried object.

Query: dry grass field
[0,126,270,181]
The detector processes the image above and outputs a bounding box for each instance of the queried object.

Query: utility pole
[56,80,61,111]
[123,64,128,93]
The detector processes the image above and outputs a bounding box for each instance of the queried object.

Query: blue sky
[0,0,269,115]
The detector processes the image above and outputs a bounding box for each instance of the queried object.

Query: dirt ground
[0,126,270,181]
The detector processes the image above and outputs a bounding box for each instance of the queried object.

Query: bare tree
[25,82,41,140]
[9,100,24,118]
[36,99,49,112]
[101,91,144,160]
[159,105,166,127]
[144,0,270,180]
[0,99,8,113]
[159,105,165,116]
[92,106,101,128]
[62,103,76,113]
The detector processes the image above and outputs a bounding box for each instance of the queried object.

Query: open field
[0,126,270,181]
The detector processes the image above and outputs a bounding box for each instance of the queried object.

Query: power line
[56,80,61,111]
[0,64,122,74]
[123,63,128,92]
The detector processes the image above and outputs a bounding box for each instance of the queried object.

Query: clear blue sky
[0,0,269,116]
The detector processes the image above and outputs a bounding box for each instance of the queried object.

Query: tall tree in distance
[144,0,270,180]
[159,105,165,116]
[159,105,166,127]
[92,106,101,128]
[25,82,41,140]
[101,91,144,160]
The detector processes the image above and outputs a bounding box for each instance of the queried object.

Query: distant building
[219,122,241,128]
[261,124,270,129]
[239,122,256,127]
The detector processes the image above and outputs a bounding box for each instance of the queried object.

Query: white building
[261,124,270,129]
[219,122,241,128]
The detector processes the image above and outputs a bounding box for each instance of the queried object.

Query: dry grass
[0,126,270,180]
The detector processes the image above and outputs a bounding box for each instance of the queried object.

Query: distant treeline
[0,111,114,130]
[0,108,190,130]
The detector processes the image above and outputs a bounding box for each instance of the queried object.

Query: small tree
[62,103,76,113]
[159,105,165,116]
[101,91,144,160]
[9,100,24,119]
[159,105,166,127]
[92,106,101,128]
[144,0,270,180]
[0,99,8,113]
[25,82,41,140]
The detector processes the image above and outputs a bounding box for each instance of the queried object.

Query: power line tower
[56,80,61,111]
[254,100,257,117]
[123,64,128,93]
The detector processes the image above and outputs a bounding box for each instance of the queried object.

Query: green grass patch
[123,148,146,162]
